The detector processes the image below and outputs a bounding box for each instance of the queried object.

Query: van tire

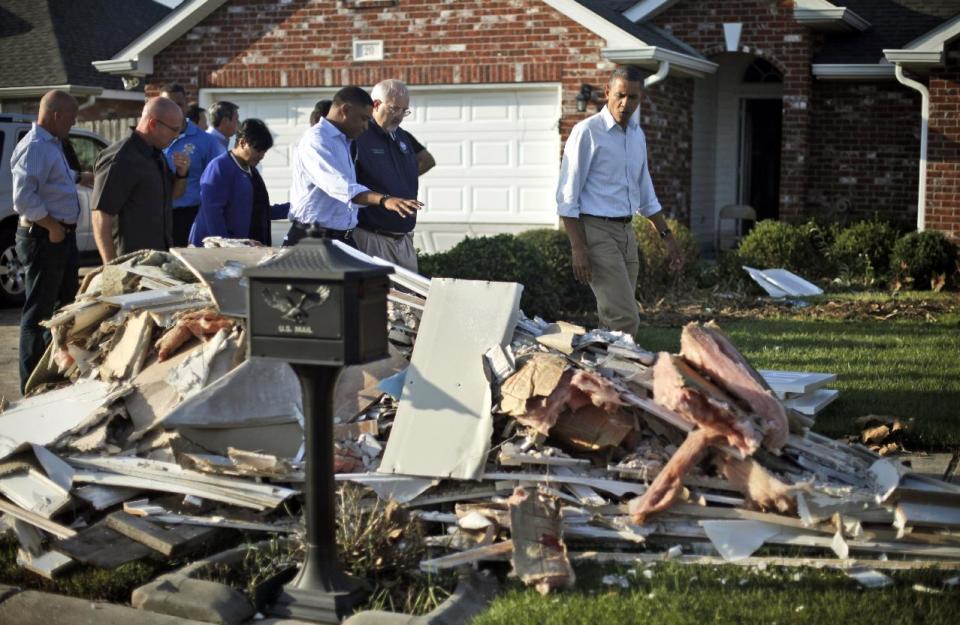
[0,223,26,306]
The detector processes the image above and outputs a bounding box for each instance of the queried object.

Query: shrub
[417,234,562,318]
[890,230,958,290]
[735,219,826,277]
[830,220,899,286]
[515,228,595,315]
[632,216,700,302]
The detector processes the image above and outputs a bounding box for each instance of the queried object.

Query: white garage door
[200,85,561,253]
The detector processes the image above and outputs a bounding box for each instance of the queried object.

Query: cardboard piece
[508,487,574,594]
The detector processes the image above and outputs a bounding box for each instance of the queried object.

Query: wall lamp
[575,83,603,113]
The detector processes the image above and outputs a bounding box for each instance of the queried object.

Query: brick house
[0,0,171,121]
[94,0,960,252]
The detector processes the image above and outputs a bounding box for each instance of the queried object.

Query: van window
[70,135,107,171]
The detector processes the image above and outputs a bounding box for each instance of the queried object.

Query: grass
[634,311,960,450]
[472,562,960,625]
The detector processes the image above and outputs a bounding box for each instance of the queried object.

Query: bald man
[10,90,87,391]
[92,96,190,263]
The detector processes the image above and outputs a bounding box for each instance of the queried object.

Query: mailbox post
[245,237,393,623]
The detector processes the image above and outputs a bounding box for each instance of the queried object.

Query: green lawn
[473,562,960,625]
[634,313,960,449]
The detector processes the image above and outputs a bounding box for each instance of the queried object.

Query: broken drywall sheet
[700,520,781,562]
[165,328,232,400]
[163,357,301,430]
[171,246,281,317]
[100,311,155,380]
[742,266,823,298]
[125,343,201,439]
[380,278,522,480]
[0,379,128,460]
[847,567,894,589]
[337,473,436,503]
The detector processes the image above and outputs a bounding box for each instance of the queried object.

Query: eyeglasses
[153,117,181,133]
[385,105,412,118]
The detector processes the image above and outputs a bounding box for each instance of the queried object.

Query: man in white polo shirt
[557,66,679,336]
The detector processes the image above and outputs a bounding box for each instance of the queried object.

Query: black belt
[360,227,409,241]
[583,214,633,223]
[18,217,77,234]
[292,220,354,240]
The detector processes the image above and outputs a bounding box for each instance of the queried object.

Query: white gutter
[644,60,670,88]
[894,64,929,231]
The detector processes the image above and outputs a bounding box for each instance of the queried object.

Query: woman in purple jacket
[189,118,289,246]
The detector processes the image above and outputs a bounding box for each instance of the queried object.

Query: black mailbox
[246,238,393,366]
[244,237,393,623]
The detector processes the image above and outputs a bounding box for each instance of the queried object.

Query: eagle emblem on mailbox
[263,284,331,324]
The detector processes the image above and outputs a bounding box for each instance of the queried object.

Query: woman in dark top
[189,118,288,246]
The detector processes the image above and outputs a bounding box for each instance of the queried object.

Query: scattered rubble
[1,240,959,609]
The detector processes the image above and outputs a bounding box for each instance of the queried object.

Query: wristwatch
[74,171,82,184]
[659,227,673,239]
[379,194,392,208]
[175,172,189,179]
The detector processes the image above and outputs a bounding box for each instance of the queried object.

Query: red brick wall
[808,81,920,228]
[651,0,816,221]
[926,42,960,242]
[147,0,693,221]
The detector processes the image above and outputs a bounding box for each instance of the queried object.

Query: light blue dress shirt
[10,124,80,224]
[289,117,369,230]
[556,106,662,219]
[164,120,225,208]
[207,126,229,151]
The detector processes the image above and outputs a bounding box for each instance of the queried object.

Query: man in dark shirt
[91,96,190,262]
[354,79,435,271]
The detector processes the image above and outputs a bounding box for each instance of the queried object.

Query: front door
[740,98,782,222]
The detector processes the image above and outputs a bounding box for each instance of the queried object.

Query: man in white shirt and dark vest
[285,86,422,247]
[557,66,680,337]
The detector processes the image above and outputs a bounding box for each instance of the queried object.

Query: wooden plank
[419,540,514,572]
[54,520,155,568]
[105,511,220,558]
[0,497,76,539]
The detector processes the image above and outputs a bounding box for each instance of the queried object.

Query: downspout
[78,95,98,111]
[894,64,928,231]
[644,60,670,88]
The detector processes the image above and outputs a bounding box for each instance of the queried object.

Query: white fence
[76,118,139,143]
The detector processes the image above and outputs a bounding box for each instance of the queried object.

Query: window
[69,134,106,172]
[743,58,783,83]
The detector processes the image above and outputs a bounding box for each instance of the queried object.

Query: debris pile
[1,241,959,598]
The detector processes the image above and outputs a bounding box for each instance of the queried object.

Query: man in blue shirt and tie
[160,83,224,246]
[557,67,680,337]
[10,90,89,391]
[285,86,422,247]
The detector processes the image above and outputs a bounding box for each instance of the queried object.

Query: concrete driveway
[0,306,21,402]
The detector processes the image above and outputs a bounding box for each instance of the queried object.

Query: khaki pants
[353,228,419,272]
[582,216,640,336]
